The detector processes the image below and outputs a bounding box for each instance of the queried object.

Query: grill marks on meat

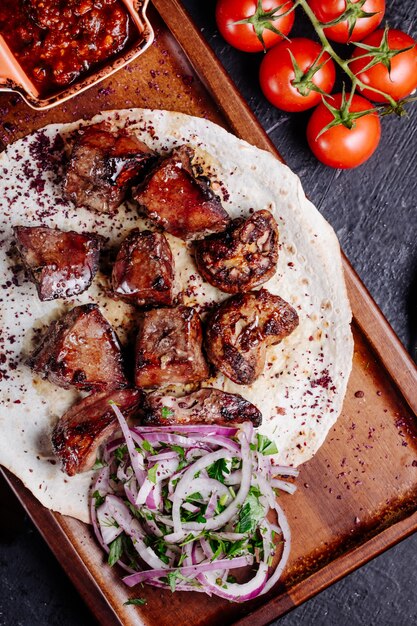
[52,388,143,476]
[194,210,279,294]
[205,289,299,385]
[64,123,156,213]
[133,145,230,240]
[112,229,175,307]
[14,225,102,301]
[135,305,209,388]
[28,304,127,391]
[142,388,262,427]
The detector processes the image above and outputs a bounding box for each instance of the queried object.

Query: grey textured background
[1,0,417,624]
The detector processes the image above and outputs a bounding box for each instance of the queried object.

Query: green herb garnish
[161,406,173,419]
[124,597,147,606]
[108,535,123,567]
[92,490,105,508]
[256,434,278,456]
[207,458,230,483]
[147,463,159,484]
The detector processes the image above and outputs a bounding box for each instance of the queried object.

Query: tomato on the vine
[308,0,385,44]
[259,38,336,112]
[215,0,295,53]
[350,29,417,102]
[306,92,381,168]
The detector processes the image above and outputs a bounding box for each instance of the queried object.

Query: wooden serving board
[2,1,417,624]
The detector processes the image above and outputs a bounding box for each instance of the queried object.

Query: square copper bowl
[0,0,154,110]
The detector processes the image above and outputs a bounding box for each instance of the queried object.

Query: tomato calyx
[232,0,295,50]
[319,0,378,40]
[316,87,376,138]
[289,48,332,97]
[350,26,415,75]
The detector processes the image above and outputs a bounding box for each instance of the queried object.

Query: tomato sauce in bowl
[0,0,139,96]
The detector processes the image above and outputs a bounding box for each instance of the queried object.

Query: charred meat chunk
[64,122,156,213]
[194,210,279,294]
[133,145,230,240]
[142,387,262,427]
[28,304,127,391]
[205,289,299,385]
[52,388,143,476]
[14,225,102,301]
[112,229,175,307]
[135,305,209,388]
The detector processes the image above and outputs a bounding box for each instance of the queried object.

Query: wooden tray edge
[1,2,417,625]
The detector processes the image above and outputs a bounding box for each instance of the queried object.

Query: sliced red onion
[149,450,179,462]
[97,499,123,545]
[150,457,179,483]
[270,478,297,495]
[224,470,242,485]
[209,531,247,541]
[185,446,211,462]
[146,482,162,511]
[107,496,169,571]
[182,502,200,514]
[146,579,207,593]
[272,465,299,478]
[260,503,291,596]
[200,537,214,560]
[177,436,252,533]
[92,414,296,603]
[198,520,272,602]
[122,554,253,587]
[133,425,239,437]
[136,478,154,506]
[205,489,218,518]
[111,404,144,484]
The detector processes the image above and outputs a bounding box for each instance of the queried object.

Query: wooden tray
[2,1,417,624]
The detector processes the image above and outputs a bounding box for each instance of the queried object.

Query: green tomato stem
[296,0,398,108]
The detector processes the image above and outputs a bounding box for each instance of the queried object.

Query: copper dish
[0,0,154,110]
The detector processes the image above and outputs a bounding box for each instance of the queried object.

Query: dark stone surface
[1,1,416,624]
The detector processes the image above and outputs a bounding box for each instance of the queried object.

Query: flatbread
[0,109,353,523]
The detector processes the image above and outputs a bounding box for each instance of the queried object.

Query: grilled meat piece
[133,145,230,240]
[194,210,279,294]
[112,229,175,307]
[135,305,209,388]
[205,289,299,385]
[142,387,262,427]
[28,304,127,391]
[64,122,156,213]
[14,225,102,301]
[52,388,143,476]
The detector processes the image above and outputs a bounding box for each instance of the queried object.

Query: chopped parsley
[124,597,147,606]
[108,535,123,567]
[92,490,105,508]
[254,434,278,456]
[207,458,230,483]
[161,406,174,419]
[115,444,128,462]
[141,440,155,455]
[236,486,266,534]
[147,463,159,484]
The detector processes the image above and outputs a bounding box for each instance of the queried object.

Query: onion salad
[90,403,298,602]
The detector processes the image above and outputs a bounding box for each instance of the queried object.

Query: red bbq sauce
[0,0,138,95]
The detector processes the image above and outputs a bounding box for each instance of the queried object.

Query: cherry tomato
[215,0,295,53]
[350,29,417,102]
[259,38,336,112]
[306,93,381,168]
[308,0,385,44]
